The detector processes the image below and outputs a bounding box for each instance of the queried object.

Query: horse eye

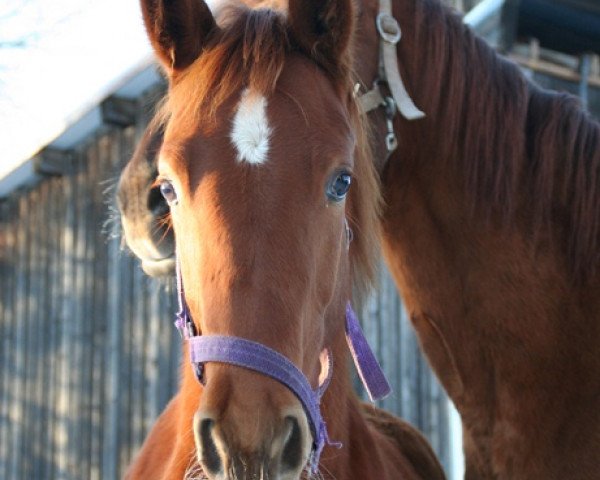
[159,180,178,206]
[326,171,352,202]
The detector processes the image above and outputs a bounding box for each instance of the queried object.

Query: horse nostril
[281,416,303,471]
[198,418,222,475]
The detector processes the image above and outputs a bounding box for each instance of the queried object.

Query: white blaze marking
[230,89,272,165]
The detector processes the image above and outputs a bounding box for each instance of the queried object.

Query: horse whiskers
[183,465,209,480]
[151,212,173,243]
[101,175,124,240]
[181,458,324,480]
[305,462,336,480]
[183,449,209,480]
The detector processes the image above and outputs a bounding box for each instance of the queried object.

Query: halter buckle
[376,13,401,44]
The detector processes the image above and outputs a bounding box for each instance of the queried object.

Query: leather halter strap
[357,0,425,157]
[357,0,425,120]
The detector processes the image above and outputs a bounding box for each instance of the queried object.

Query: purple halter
[173,259,391,472]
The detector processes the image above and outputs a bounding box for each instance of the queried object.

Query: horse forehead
[229,76,352,169]
[276,55,355,140]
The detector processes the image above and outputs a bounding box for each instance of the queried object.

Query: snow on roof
[0,0,162,197]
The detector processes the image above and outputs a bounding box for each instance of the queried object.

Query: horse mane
[411,0,600,281]
[155,5,381,296]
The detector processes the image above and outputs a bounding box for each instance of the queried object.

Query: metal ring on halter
[376,13,402,44]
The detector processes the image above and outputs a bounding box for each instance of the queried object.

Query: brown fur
[361,403,447,480]
[124,1,443,479]
[350,0,600,478]
[121,0,600,478]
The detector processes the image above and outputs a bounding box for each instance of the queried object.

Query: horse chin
[140,256,176,277]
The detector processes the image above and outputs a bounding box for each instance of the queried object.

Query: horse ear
[287,0,354,75]
[140,0,217,77]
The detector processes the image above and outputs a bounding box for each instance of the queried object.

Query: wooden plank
[89,138,109,480]
[35,183,48,478]
[44,177,61,480]
[21,187,36,479]
[119,124,144,463]
[29,183,46,480]
[18,190,30,479]
[64,163,81,480]
[56,161,77,479]
[145,277,162,435]
[130,261,147,451]
[73,147,91,479]
[49,175,66,480]
[509,52,600,88]
[114,128,135,476]
[0,201,6,477]
[393,284,405,419]
[379,262,400,414]
[81,138,98,479]
[0,198,15,479]
[102,133,124,479]
[9,195,27,479]
[33,182,45,480]
[118,229,133,472]
[156,280,175,412]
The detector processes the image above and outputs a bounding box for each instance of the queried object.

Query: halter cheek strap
[345,303,391,402]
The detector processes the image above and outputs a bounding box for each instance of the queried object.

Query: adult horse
[118,0,446,479]
[118,0,600,478]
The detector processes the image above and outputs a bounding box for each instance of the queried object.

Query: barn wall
[0,88,452,479]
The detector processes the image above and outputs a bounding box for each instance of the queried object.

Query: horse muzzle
[193,394,311,480]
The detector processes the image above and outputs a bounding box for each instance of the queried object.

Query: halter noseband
[173,251,390,471]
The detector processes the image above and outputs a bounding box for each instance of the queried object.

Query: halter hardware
[376,13,402,44]
[357,1,425,155]
[384,96,399,152]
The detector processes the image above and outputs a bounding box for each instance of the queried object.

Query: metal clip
[383,96,398,152]
[376,13,402,44]
[186,320,197,338]
[174,311,187,338]
[194,363,206,385]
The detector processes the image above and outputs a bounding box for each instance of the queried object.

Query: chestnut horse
[119,0,446,479]
[117,0,600,478]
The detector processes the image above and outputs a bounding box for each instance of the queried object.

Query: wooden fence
[0,89,452,479]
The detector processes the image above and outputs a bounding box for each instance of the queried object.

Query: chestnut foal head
[136,0,380,476]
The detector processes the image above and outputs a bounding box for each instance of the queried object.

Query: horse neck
[356,0,529,190]
[359,0,600,279]
[354,1,600,476]
[317,328,401,479]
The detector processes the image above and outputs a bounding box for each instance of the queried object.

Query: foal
[122,0,445,479]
